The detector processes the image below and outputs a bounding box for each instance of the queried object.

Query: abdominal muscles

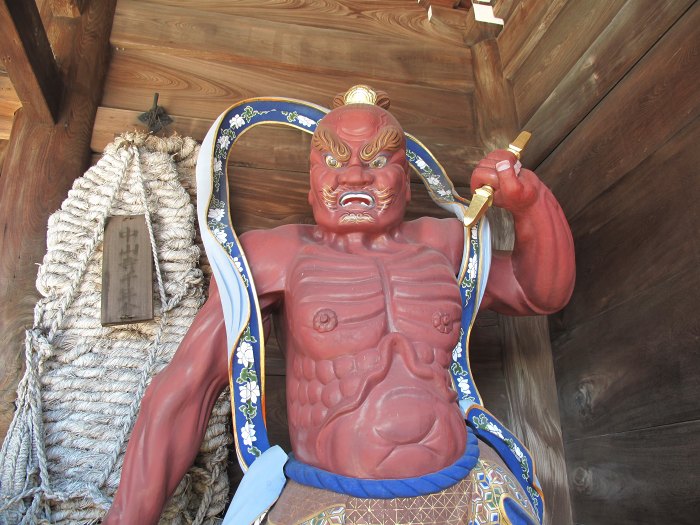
[287,333,467,479]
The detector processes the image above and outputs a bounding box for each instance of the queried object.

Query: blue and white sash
[196,98,544,524]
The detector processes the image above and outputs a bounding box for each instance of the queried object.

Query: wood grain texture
[497,0,568,81]
[0,139,7,170]
[111,0,473,91]
[91,107,486,186]
[471,38,518,151]
[521,0,694,167]
[562,116,700,329]
[50,0,87,18]
[0,0,116,442]
[502,316,573,525]
[470,311,511,428]
[565,420,700,524]
[101,49,478,148]
[536,3,700,220]
[137,0,470,47]
[512,0,626,125]
[101,215,154,326]
[555,269,700,443]
[0,0,63,123]
[0,74,21,140]
[0,114,13,141]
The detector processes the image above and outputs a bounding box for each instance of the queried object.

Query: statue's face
[309,104,410,234]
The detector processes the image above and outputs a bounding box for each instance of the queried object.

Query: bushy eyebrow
[311,128,351,162]
[360,126,403,161]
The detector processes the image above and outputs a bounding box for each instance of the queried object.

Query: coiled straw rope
[0,133,230,524]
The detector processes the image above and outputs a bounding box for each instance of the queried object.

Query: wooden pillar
[472,34,574,525]
[0,0,63,123]
[0,0,117,441]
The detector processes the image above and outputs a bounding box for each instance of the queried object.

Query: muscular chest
[285,243,462,358]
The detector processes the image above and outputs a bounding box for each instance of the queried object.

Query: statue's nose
[338,162,374,187]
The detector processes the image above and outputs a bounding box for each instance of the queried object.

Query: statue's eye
[325,155,340,168]
[369,156,387,169]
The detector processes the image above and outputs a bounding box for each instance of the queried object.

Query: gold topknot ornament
[343,85,377,105]
[332,85,391,110]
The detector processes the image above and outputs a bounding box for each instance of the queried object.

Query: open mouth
[339,192,375,208]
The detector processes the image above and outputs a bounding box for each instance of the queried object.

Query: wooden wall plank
[91,107,207,152]
[561,116,700,329]
[0,0,63,123]
[497,0,568,80]
[111,0,473,91]
[565,421,700,523]
[522,0,693,168]
[101,49,478,148]
[91,107,486,186]
[555,269,700,442]
[0,0,116,442]
[536,3,700,219]
[511,0,626,125]
[137,0,469,47]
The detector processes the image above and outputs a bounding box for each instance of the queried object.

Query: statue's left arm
[472,150,575,315]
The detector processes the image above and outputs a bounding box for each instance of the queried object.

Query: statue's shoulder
[240,223,312,265]
[401,217,463,270]
[402,216,462,241]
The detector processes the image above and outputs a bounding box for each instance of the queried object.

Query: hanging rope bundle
[0,133,230,525]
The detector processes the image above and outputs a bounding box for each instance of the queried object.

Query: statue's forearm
[509,180,575,313]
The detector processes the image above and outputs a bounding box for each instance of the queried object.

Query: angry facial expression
[308,104,410,233]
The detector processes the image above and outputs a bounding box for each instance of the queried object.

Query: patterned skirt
[265,442,538,525]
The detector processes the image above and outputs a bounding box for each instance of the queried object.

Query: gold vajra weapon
[462,131,532,229]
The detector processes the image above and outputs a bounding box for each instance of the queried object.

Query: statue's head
[309,86,410,234]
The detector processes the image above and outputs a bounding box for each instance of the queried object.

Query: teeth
[339,192,375,208]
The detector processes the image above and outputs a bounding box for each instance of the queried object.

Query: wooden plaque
[101,214,154,326]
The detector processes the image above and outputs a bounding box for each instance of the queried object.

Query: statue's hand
[470,150,540,214]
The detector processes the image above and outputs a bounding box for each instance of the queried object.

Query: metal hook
[138,93,173,134]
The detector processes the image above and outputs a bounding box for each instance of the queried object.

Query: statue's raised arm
[472,149,576,316]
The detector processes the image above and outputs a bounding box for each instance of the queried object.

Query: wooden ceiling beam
[50,0,87,18]
[0,0,63,123]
